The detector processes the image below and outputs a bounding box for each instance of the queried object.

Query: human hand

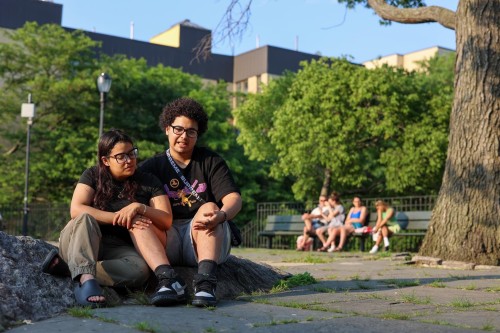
[113,203,143,229]
[193,211,223,231]
[129,215,153,230]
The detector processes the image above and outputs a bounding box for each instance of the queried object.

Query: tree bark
[367,0,456,30]
[321,168,331,197]
[419,0,500,265]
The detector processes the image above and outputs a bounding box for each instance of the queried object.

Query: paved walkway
[7,249,500,332]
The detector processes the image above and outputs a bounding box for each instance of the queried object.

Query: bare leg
[316,227,327,247]
[301,218,314,249]
[130,225,170,270]
[192,203,224,262]
[336,226,350,250]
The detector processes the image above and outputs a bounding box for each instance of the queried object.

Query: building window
[237,80,248,93]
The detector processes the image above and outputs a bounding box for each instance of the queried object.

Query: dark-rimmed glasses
[170,125,198,138]
[108,147,138,164]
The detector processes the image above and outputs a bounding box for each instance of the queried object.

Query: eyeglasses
[108,147,138,164]
[170,125,198,138]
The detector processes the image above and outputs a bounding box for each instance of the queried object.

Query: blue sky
[55,0,457,63]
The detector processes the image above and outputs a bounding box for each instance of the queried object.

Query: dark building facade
[0,0,321,94]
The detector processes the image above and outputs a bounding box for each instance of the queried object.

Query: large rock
[0,231,289,330]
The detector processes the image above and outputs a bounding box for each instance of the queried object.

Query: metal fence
[1,195,437,247]
[240,195,438,249]
[0,203,69,241]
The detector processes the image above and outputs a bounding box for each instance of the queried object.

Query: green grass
[271,272,317,293]
[481,323,495,331]
[449,298,475,308]
[485,286,500,293]
[67,307,93,318]
[350,274,360,281]
[312,286,337,293]
[462,283,477,290]
[401,292,431,305]
[96,316,118,324]
[428,279,446,288]
[253,319,300,327]
[204,327,217,333]
[133,321,158,333]
[379,312,411,320]
[382,279,420,288]
[274,301,329,312]
[127,290,151,305]
[283,254,333,264]
[356,282,372,290]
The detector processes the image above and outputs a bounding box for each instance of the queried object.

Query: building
[363,46,454,72]
[0,0,453,98]
[0,0,321,99]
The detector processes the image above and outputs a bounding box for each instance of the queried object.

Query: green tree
[236,57,448,201]
[0,22,266,226]
[344,0,500,265]
[381,53,454,193]
[0,22,100,204]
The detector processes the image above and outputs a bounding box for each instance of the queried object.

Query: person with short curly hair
[140,97,242,307]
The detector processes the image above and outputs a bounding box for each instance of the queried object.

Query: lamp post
[97,72,112,138]
[21,94,36,236]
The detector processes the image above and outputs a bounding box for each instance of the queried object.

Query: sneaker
[384,246,390,252]
[192,273,217,307]
[369,245,379,254]
[150,272,187,306]
[327,244,336,253]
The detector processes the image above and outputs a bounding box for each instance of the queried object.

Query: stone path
[7,249,500,332]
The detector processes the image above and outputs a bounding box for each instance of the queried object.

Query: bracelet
[220,210,227,223]
[142,204,147,215]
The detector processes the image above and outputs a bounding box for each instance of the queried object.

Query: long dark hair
[94,129,138,210]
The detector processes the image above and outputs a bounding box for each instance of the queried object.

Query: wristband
[220,210,227,223]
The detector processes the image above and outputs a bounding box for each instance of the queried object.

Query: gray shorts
[166,219,232,267]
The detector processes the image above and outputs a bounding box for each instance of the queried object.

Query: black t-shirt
[139,147,240,220]
[78,166,165,242]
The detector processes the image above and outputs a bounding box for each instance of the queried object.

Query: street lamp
[21,94,36,236]
[97,72,112,138]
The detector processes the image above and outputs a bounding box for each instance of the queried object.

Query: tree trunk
[321,168,331,197]
[419,0,500,265]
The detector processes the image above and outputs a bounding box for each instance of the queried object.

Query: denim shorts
[312,219,324,230]
[166,219,231,267]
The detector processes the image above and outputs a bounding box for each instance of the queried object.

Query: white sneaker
[327,244,336,253]
[369,245,379,254]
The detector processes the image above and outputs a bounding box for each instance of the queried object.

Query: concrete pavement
[6,248,500,332]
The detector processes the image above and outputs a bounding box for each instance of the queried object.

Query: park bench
[260,211,431,250]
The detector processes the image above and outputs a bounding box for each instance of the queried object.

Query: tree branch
[193,0,253,61]
[367,0,456,30]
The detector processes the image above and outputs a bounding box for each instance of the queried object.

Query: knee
[73,213,98,227]
[115,256,150,288]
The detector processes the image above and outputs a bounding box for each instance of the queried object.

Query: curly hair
[94,129,138,210]
[158,97,208,136]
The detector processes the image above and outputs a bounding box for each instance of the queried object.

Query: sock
[383,237,390,247]
[198,259,217,276]
[154,264,175,279]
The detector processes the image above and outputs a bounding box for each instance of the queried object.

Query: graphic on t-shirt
[164,178,207,207]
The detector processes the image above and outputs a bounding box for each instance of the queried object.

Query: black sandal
[74,279,106,308]
[41,249,71,277]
